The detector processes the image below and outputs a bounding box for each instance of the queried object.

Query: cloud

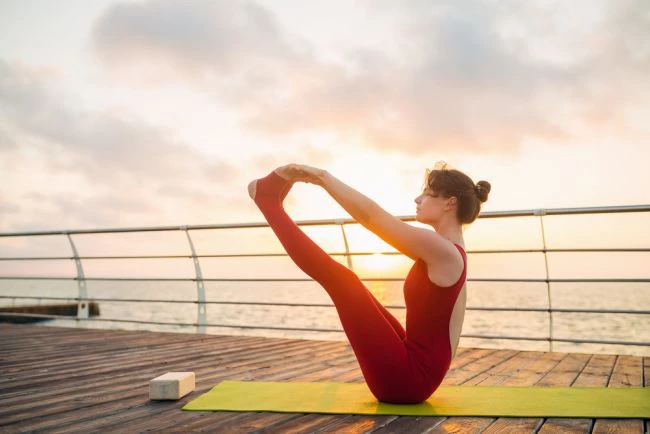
[0,60,195,183]
[0,59,249,230]
[0,127,16,151]
[91,0,650,154]
[92,0,310,84]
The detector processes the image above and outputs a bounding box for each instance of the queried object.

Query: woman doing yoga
[248,163,490,404]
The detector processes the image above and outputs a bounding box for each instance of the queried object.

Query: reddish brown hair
[425,163,491,224]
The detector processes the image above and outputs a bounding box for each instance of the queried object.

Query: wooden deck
[1,324,648,433]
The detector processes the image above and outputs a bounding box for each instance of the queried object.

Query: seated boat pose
[248,163,490,404]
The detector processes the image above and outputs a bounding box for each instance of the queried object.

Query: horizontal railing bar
[1,312,649,346]
[0,295,78,302]
[0,313,343,331]
[0,312,197,327]
[0,277,76,280]
[467,278,650,283]
[1,276,649,283]
[2,295,649,315]
[0,312,64,320]
[476,204,650,218]
[0,252,394,261]
[468,307,650,315]
[543,337,650,346]
[460,334,650,346]
[461,333,550,342]
[2,205,649,237]
[467,248,650,254]
[2,248,649,262]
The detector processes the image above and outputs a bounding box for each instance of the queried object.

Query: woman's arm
[284,165,458,266]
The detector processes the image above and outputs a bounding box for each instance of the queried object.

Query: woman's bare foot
[248,169,293,200]
[248,168,295,203]
[247,180,257,200]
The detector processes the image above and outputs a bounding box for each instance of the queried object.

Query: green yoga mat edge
[182,381,650,419]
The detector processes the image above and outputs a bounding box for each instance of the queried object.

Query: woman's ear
[445,196,458,211]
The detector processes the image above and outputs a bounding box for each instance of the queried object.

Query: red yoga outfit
[253,171,467,404]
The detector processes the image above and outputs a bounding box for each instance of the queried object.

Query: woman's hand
[275,164,326,185]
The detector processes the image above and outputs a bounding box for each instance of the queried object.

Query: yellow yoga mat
[183,381,650,418]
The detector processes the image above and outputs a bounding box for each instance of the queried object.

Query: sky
[1,0,649,234]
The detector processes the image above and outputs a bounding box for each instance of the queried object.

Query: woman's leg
[250,171,411,397]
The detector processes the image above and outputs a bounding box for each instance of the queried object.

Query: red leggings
[253,171,437,403]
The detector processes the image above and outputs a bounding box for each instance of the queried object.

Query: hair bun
[475,180,491,202]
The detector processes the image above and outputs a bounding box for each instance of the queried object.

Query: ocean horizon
[2,277,648,357]
[1,208,649,357]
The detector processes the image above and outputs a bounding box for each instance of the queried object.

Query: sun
[356,252,407,277]
[365,253,394,272]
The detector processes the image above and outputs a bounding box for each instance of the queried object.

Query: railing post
[65,233,89,322]
[337,220,354,271]
[183,227,206,333]
[535,210,553,352]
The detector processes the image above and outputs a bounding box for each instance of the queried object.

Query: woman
[248,163,490,404]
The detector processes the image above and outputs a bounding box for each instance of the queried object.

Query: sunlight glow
[365,253,395,272]
[355,252,411,279]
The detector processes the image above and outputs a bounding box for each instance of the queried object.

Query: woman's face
[414,188,452,224]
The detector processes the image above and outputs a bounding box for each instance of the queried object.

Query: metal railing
[1,204,649,352]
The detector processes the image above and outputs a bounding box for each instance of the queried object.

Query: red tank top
[403,244,468,388]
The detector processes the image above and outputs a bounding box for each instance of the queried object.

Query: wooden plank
[2,331,240,367]
[481,418,543,433]
[572,354,616,387]
[141,410,249,433]
[428,416,495,433]
[500,351,566,386]
[359,416,446,433]
[441,349,499,385]
[609,355,643,387]
[1,325,212,364]
[174,411,304,433]
[537,418,592,433]
[257,414,345,434]
[536,353,591,387]
[592,419,645,434]
[445,350,520,386]
[303,414,398,433]
[643,356,649,386]
[463,350,541,386]
[295,363,361,382]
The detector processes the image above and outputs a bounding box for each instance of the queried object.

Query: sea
[1,278,649,357]
[1,211,649,357]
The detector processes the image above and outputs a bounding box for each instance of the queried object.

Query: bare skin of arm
[274,164,463,286]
